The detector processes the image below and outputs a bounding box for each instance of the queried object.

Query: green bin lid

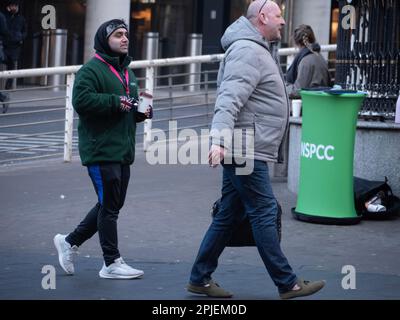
[301,89,367,98]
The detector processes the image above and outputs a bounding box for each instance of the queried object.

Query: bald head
[246,0,285,42]
[246,0,279,22]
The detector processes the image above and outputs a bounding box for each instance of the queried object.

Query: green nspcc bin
[292,90,366,225]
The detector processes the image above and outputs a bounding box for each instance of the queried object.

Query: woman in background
[286,24,330,99]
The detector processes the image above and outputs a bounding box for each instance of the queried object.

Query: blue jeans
[190,160,297,293]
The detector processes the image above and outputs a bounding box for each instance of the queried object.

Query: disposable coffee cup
[138,92,153,113]
[292,99,302,117]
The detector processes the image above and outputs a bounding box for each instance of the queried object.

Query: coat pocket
[91,125,112,154]
[254,115,284,157]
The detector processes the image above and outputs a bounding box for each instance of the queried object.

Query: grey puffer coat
[210,16,289,163]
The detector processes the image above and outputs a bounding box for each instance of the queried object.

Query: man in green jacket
[54,19,152,279]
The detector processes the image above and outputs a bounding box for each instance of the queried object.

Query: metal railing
[0,44,337,165]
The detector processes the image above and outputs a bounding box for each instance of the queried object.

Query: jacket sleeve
[210,45,261,150]
[135,112,147,123]
[72,66,120,116]
[286,59,314,99]
[0,14,9,38]
[9,16,26,43]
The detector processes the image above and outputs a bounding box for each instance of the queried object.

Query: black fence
[335,0,400,119]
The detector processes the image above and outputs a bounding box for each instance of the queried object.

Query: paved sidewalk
[0,153,399,300]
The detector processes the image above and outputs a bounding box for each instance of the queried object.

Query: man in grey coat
[187,0,325,299]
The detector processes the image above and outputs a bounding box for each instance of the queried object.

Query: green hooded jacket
[72,52,142,166]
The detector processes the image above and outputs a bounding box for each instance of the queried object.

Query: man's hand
[208,144,226,168]
[119,96,137,112]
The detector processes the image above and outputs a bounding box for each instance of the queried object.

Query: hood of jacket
[221,16,270,52]
[94,19,129,64]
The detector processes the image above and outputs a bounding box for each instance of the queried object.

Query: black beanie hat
[94,19,128,57]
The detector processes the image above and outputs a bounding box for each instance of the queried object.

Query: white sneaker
[53,234,78,275]
[99,257,144,279]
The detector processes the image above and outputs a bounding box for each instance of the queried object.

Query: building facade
[11,0,338,70]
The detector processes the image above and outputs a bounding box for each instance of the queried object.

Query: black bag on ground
[354,177,400,220]
[211,198,282,247]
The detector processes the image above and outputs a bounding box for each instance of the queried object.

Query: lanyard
[95,53,130,95]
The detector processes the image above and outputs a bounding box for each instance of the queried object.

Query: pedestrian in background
[0,10,9,113]
[286,24,331,99]
[3,0,26,90]
[54,19,152,280]
[187,0,325,299]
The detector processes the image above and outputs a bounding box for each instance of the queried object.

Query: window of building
[130,0,195,60]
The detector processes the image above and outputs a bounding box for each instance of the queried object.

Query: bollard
[25,32,41,85]
[142,32,159,60]
[186,33,202,92]
[71,33,81,65]
[141,32,159,83]
[48,29,68,91]
[40,30,51,86]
